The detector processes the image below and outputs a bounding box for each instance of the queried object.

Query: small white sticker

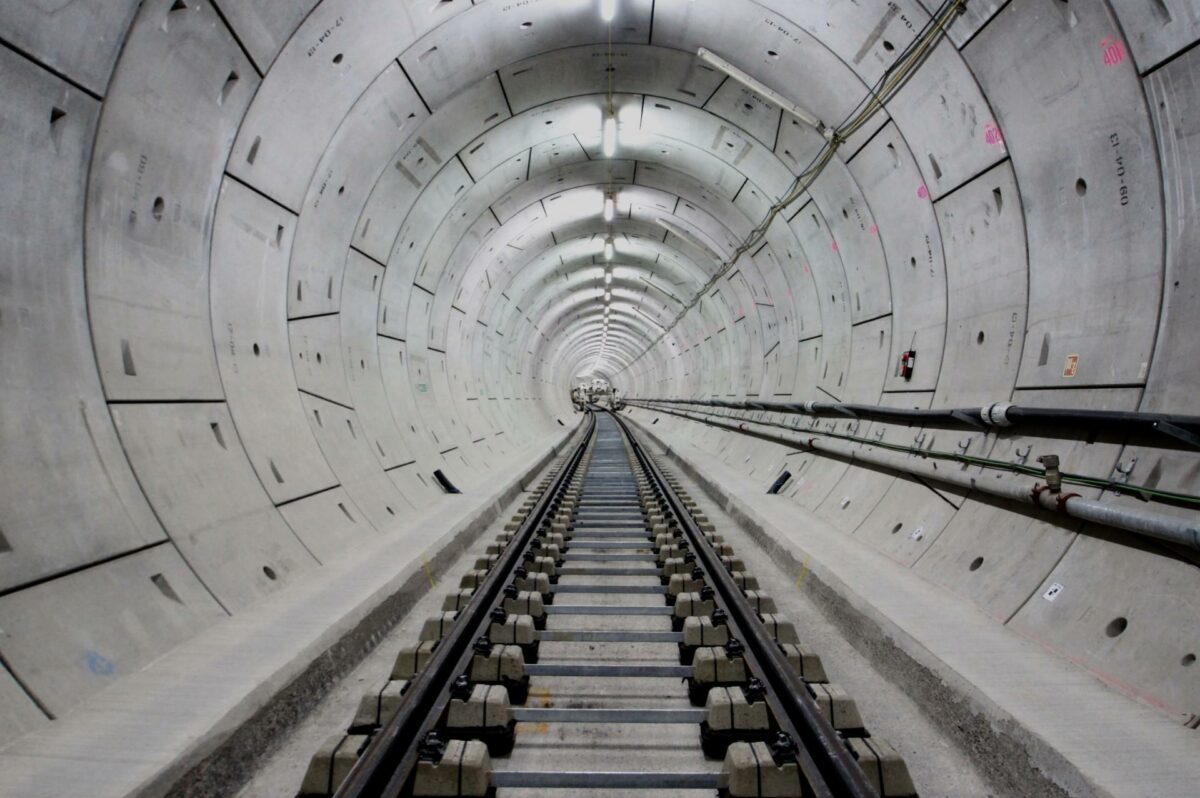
[1043,582,1064,602]
[908,526,925,541]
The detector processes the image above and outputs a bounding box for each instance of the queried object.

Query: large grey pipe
[628,402,1200,552]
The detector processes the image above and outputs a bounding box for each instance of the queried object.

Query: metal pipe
[631,403,1200,552]
[629,397,1200,449]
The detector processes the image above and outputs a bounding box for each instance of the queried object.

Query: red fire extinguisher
[898,350,916,380]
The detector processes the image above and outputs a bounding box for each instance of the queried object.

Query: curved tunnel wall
[1,0,1198,748]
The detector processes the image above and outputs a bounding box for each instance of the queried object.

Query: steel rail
[333,413,596,798]
[608,410,879,798]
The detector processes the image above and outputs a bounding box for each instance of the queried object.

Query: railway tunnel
[1,0,1199,795]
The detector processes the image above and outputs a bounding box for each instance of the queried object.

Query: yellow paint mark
[516,722,550,736]
[528,686,554,707]
[421,554,436,589]
[795,558,810,590]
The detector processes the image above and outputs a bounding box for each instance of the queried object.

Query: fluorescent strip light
[605,271,613,285]
[604,195,615,222]
[600,0,617,23]
[602,115,617,157]
[696,47,822,131]
[604,238,615,261]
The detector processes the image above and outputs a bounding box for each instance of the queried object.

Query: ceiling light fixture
[604,270,613,285]
[604,237,615,261]
[602,114,617,157]
[604,194,615,222]
[600,0,617,23]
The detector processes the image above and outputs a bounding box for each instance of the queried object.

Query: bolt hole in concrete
[253,343,260,356]
[1076,177,1088,196]
[152,196,165,221]
[891,523,903,534]
[332,53,343,64]
[977,331,985,345]
[262,566,278,581]
[1106,616,1128,638]
[883,40,895,52]
[520,21,532,28]
[969,556,984,571]
[1184,654,1196,667]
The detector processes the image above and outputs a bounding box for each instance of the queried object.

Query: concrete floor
[237,442,997,798]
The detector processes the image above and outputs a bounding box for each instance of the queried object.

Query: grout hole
[1075,178,1088,196]
[219,71,239,105]
[252,343,260,356]
[883,40,895,52]
[969,556,984,571]
[1183,654,1196,667]
[152,197,165,221]
[1105,617,1128,638]
[262,566,278,580]
[891,523,902,534]
[977,331,985,345]
[150,573,183,603]
[247,136,261,165]
[121,338,138,376]
[332,53,344,64]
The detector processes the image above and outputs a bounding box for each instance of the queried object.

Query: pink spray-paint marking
[830,240,840,253]
[1101,36,1126,67]
[984,122,1004,147]
[916,184,929,200]
[867,224,878,236]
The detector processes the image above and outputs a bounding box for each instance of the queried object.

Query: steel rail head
[605,410,878,798]
[334,413,596,798]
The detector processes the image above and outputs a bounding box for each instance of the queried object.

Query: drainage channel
[297,410,917,797]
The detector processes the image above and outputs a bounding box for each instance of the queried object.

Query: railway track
[297,410,916,798]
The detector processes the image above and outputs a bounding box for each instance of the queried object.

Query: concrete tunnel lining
[1,0,1199,795]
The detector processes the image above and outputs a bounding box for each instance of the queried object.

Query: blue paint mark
[84,650,116,676]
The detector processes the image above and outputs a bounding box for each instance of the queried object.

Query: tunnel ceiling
[3,0,1200,749]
